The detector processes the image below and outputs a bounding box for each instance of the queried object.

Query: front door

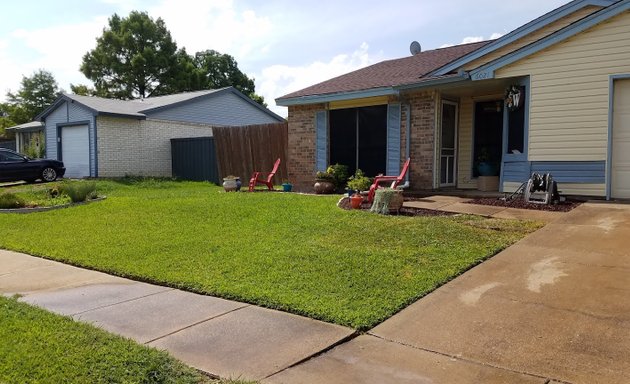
[440,101,458,186]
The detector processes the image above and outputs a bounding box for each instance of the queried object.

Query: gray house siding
[44,101,96,176]
[146,92,281,126]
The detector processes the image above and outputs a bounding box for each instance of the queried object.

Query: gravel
[465,197,581,212]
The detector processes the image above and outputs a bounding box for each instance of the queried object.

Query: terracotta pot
[350,194,363,209]
[314,179,335,194]
[223,178,238,192]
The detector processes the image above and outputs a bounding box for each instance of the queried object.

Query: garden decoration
[370,187,404,214]
[248,158,281,192]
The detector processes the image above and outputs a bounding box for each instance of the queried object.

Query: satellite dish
[410,41,422,55]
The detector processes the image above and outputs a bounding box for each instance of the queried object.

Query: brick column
[287,104,325,191]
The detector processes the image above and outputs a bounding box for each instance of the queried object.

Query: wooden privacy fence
[212,122,288,185]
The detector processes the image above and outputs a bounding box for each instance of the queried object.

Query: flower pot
[235,178,242,191]
[477,162,498,176]
[223,178,238,192]
[282,183,293,192]
[314,179,335,194]
[350,194,363,209]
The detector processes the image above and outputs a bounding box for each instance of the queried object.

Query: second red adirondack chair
[367,158,411,202]
[248,158,281,192]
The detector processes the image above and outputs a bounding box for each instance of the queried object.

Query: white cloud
[148,0,273,60]
[461,36,485,44]
[256,43,381,117]
[490,32,505,39]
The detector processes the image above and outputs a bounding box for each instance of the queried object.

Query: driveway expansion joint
[366,333,560,383]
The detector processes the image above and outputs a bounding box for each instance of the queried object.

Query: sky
[0,0,568,117]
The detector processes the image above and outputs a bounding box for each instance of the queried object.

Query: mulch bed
[465,197,581,212]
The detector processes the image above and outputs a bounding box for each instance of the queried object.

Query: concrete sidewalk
[267,202,630,384]
[0,251,354,381]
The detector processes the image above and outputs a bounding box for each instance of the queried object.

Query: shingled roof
[277,40,491,102]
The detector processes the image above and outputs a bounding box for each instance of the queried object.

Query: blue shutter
[386,103,401,175]
[315,111,328,172]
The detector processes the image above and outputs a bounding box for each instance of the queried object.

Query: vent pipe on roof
[410,41,422,55]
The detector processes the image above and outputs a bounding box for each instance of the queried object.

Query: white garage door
[61,125,90,178]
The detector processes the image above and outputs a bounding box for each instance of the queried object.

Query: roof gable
[36,87,283,122]
[470,0,630,81]
[430,0,615,76]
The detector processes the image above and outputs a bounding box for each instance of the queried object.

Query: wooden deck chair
[367,158,411,202]
[248,158,281,192]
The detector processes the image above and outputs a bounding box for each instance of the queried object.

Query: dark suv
[0,148,65,183]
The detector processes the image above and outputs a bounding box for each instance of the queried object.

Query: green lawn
[0,179,542,329]
[0,295,216,384]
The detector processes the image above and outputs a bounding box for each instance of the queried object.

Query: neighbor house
[277,0,630,199]
[36,87,284,178]
[5,121,45,156]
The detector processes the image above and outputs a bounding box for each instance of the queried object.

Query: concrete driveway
[267,202,630,384]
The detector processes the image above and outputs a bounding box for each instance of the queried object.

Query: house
[5,121,44,156]
[36,87,284,178]
[276,0,630,199]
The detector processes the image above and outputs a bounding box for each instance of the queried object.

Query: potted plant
[476,147,498,176]
[222,175,240,192]
[370,187,404,214]
[281,180,293,192]
[314,171,336,194]
[327,163,349,192]
[346,169,372,209]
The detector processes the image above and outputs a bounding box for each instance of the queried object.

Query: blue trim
[607,74,630,199]
[276,87,397,106]
[386,103,402,175]
[315,111,328,172]
[93,115,98,178]
[470,0,630,81]
[503,161,606,183]
[393,73,469,90]
[431,0,614,77]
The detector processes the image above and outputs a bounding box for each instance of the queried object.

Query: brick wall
[287,95,437,191]
[405,91,436,190]
[287,103,325,191]
[97,117,214,177]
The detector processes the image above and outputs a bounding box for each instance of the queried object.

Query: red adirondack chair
[367,158,411,202]
[248,158,281,192]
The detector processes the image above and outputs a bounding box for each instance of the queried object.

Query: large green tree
[81,11,179,99]
[6,70,60,125]
[80,11,265,105]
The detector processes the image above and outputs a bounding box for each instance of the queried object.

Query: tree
[80,11,179,99]
[6,70,60,124]
[80,11,266,106]
[191,50,266,106]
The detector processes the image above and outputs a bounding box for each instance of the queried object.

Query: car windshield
[0,151,28,161]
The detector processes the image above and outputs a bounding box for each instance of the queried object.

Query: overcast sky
[0,0,568,116]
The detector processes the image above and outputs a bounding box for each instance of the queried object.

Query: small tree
[6,70,59,125]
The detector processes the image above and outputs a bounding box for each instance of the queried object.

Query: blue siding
[44,101,96,176]
[502,160,606,183]
[68,101,96,176]
[386,103,401,175]
[315,111,327,172]
[502,161,531,183]
[45,102,67,160]
[147,92,280,126]
[531,161,605,183]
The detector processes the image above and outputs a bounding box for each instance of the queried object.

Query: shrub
[326,164,349,189]
[0,193,26,209]
[60,181,97,203]
[347,169,372,192]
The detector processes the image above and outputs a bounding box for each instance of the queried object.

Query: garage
[611,79,630,198]
[61,125,90,178]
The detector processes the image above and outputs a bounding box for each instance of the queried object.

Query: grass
[0,295,226,384]
[0,179,542,330]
